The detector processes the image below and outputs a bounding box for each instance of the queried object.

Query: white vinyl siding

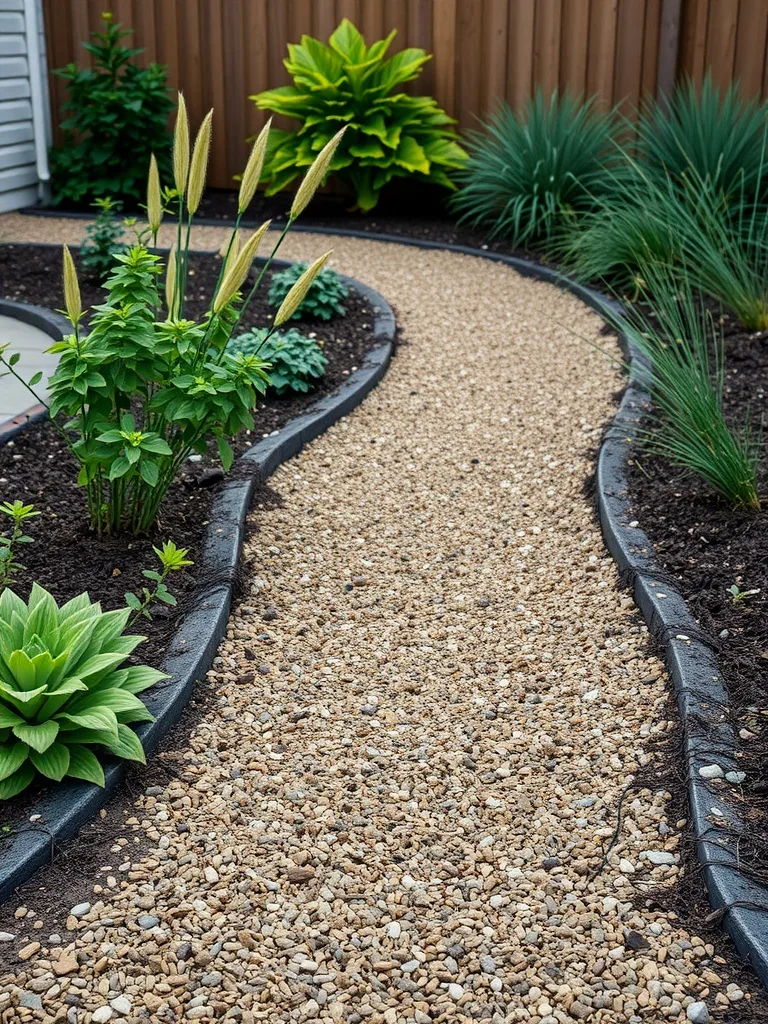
[0,0,47,212]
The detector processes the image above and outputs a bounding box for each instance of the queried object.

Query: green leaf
[120,665,168,694]
[0,706,23,728]
[0,762,35,800]
[56,707,119,737]
[0,740,29,782]
[30,741,70,782]
[98,723,146,763]
[139,460,159,486]
[394,135,430,175]
[108,456,132,481]
[12,719,59,753]
[139,436,172,455]
[217,437,234,472]
[66,744,105,787]
[124,592,142,611]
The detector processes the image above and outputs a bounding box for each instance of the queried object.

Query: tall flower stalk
[0,100,341,536]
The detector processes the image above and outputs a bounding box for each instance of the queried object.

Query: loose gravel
[0,215,761,1021]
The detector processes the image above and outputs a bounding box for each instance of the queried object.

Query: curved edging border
[0,270,395,903]
[4,226,766,987]
[287,226,768,985]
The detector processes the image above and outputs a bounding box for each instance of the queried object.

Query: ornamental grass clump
[0,584,166,799]
[606,262,761,510]
[251,19,467,212]
[268,262,348,321]
[636,74,768,203]
[0,98,341,536]
[452,90,621,248]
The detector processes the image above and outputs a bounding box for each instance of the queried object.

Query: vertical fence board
[534,0,562,97]
[560,0,590,95]
[506,0,535,109]
[39,0,768,190]
[734,0,768,98]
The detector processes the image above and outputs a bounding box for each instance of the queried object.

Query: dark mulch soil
[626,313,768,727]
[0,242,380,672]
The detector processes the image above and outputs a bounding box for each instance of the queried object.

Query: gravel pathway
[0,216,759,1021]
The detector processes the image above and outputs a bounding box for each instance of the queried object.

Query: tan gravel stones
[0,218,762,1020]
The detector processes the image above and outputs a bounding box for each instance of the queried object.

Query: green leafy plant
[80,197,125,279]
[0,584,166,799]
[1,99,344,535]
[227,327,327,395]
[48,12,174,207]
[125,541,193,624]
[268,262,348,321]
[452,90,621,248]
[636,74,768,202]
[0,502,39,591]
[251,19,467,212]
[606,262,760,510]
[728,583,761,605]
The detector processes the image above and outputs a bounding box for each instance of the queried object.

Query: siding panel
[0,0,38,206]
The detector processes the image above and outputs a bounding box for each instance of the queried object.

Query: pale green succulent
[0,584,166,799]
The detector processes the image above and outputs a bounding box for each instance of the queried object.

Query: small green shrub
[80,198,125,279]
[452,90,621,248]
[227,327,327,395]
[49,12,174,207]
[607,262,760,510]
[251,19,467,212]
[636,75,768,202]
[268,262,348,321]
[0,501,39,591]
[0,584,166,799]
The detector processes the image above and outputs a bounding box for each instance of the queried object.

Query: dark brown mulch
[626,314,768,728]
[0,242,381,672]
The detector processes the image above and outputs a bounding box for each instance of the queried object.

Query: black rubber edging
[281,225,768,985]
[6,226,767,984]
[0,265,395,902]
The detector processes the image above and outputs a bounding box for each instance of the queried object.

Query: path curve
[0,220,759,1021]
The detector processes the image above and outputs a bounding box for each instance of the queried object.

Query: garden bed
[0,242,393,839]
[0,244,379,667]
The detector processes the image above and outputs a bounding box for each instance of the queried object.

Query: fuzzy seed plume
[173,93,190,195]
[290,128,346,220]
[274,250,333,325]
[62,245,81,326]
[238,119,271,214]
[214,220,271,313]
[187,109,213,215]
[220,230,242,277]
[165,246,178,319]
[147,154,162,232]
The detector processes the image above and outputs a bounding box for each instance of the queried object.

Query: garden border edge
[0,271,395,903]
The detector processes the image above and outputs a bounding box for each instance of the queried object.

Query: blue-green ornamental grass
[452,90,621,248]
[268,262,349,321]
[635,75,768,202]
[0,585,166,799]
[227,327,327,395]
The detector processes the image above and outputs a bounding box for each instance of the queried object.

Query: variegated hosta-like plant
[0,584,165,799]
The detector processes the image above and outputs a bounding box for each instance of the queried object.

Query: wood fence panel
[40,0,768,190]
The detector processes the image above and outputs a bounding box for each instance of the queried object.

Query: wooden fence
[42,0,768,190]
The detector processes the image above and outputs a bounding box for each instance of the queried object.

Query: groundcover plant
[0,96,344,536]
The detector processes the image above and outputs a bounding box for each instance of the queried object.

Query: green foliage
[606,262,761,510]
[452,91,621,248]
[636,75,768,202]
[227,327,327,395]
[268,262,348,321]
[1,101,339,536]
[80,198,125,279]
[0,584,166,799]
[49,13,174,207]
[0,502,39,591]
[124,541,193,625]
[251,19,467,212]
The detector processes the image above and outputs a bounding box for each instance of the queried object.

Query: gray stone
[70,902,91,918]
[20,994,43,1010]
[137,914,160,929]
[480,955,496,974]
[687,1002,709,1023]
